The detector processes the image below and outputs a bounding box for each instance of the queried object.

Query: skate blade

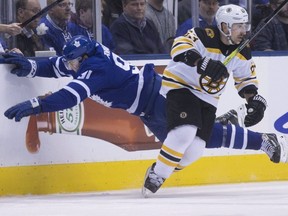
[278,135,288,163]
[141,166,152,198]
[236,104,246,127]
[141,186,152,198]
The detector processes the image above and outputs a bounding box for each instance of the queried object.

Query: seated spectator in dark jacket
[15,0,46,56]
[146,0,176,52]
[253,0,288,51]
[110,0,166,55]
[37,0,77,55]
[176,0,219,37]
[102,0,123,28]
[70,0,114,50]
[252,0,271,31]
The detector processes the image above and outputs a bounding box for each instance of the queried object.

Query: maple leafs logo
[73,40,81,48]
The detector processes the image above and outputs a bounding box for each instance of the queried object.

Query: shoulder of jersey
[194,26,251,60]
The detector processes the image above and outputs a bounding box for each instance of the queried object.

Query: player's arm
[171,28,229,82]
[0,52,73,78]
[4,77,91,122]
[4,69,103,122]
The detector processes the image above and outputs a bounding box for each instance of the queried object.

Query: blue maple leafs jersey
[31,43,157,116]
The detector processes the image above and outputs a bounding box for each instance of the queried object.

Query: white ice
[0,181,288,216]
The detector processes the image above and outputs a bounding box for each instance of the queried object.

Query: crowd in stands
[0,0,287,57]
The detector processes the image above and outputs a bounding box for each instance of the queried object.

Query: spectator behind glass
[253,0,288,51]
[15,0,46,56]
[145,0,176,52]
[102,0,123,28]
[177,0,245,26]
[252,0,271,31]
[70,0,115,50]
[37,0,77,55]
[176,0,219,37]
[110,0,166,55]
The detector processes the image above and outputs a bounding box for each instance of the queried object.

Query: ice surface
[0,181,287,216]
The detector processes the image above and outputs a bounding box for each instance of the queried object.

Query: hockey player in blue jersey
[2,35,287,172]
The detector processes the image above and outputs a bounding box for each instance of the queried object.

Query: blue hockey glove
[1,52,37,77]
[244,94,267,127]
[4,97,42,122]
[197,57,229,82]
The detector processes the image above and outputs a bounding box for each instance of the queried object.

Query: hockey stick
[223,0,288,65]
[200,0,288,94]
[5,0,64,38]
[19,0,64,28]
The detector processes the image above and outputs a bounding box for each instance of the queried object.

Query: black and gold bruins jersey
[160,26,258,107]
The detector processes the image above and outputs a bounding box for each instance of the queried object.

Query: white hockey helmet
[215,4,250,44]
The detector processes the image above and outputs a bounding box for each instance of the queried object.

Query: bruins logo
[205,28,215,39]
[199,75,229,94]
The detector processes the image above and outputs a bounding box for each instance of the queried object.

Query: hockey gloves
[244,94,267,127]
[1,52,36,77]
[4,97,42,122]
[197,57,229,82]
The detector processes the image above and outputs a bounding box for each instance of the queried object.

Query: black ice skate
[142,162,165,198]
[215,105,246,126]
[261,133,288,163]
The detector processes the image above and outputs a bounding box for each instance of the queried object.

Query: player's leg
[143,89,216,196]
[208,122,288,163]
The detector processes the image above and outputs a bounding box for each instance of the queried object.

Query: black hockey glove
[4,97,42,122]
[1,52,36,77]
[244,94,267,127]
[197,57,229,82]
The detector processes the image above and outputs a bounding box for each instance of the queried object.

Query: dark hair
[269,0,279,4]
[122,0,146,5]
[75,0,92,16]
[16,0,28,11]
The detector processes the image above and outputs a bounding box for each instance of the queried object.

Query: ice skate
[261,133,288,163]
[215,104,246,127]
[142,163,165,198]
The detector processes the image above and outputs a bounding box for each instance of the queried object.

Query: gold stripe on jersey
[235,52,247,61]
[206,48,222,55]
[235,80,259,92]
[171,36,196,58]
[163,70,202,92]
[160,26,258,107]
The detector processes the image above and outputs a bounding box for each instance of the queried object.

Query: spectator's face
[49,0,73,22]
[79,8,93,28]
[199,0,219,21]
[273,1,288,18]
[17,0,41,29]
[123,0,146,20]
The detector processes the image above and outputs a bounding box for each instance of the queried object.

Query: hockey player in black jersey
[1,33,287,196]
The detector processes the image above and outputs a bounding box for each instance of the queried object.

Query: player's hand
[244,94,267,127]
[197,57,229,82]
[1,52,36,77]
[4,97,42,122]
